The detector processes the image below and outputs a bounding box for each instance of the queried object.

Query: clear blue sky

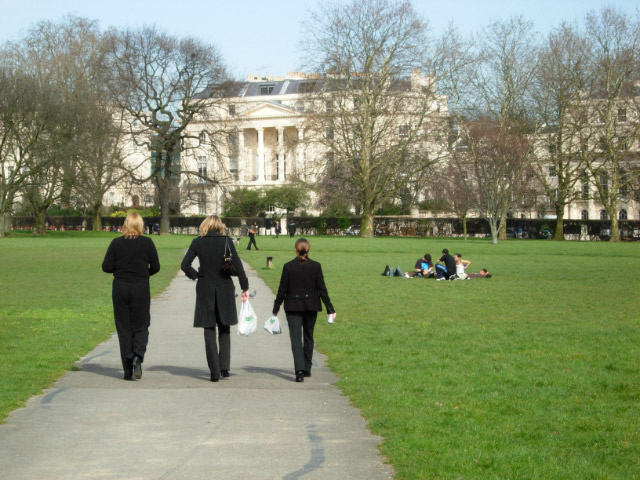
[0,0,637,78]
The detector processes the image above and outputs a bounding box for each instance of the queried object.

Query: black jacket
[181,232,249,327]
[102,235,160,283]
[273,258,334,315]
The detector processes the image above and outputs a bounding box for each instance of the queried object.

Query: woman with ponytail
[272,238,335,382]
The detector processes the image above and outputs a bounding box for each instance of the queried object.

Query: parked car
[345,225,360,236]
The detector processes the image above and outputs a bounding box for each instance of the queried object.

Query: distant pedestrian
[275,220,281,238]
[181,215,249,382]
[272,238,335,382]
[247,224,259,250]
[289,221,296,238]
[102,212,160,380]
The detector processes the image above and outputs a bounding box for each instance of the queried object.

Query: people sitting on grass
[405,253,435,278]
[467,269,492,279]
[451,253,471,280]
[436,248,456,281]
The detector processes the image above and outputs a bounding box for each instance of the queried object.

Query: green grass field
[1,232,638,478]
[240,235,640,479]
[0,231,188,420]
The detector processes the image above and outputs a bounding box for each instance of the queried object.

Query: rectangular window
[618,108,627,122]
[326,101,333,112]
[548,166,556,177]
[197,156,207,183]
[600,174,608,193]
[398,125,410,139]
[581,174,589,200]
[228,104,236,116]
[228,156,238,173]
[325,128,334,140]
[198,193,206,215]
[260,84,275,95]
[144,195,152,205]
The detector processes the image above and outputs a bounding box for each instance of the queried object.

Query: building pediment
[240,102,298,119]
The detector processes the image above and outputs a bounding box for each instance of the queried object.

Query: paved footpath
[0,262,394,480]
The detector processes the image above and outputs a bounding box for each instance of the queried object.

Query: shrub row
[10,215,640,240]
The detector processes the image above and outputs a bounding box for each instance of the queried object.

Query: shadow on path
[146,365,210,380]
[244,366,295,382]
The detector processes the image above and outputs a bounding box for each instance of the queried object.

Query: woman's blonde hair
[122,212,144,239]
[295,238,310,263]
[199,215,225,237]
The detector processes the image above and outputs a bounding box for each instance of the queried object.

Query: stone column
[277,127,285,181]
[258,127,265,182]
[238,129,244,180]
[296,127,304,176]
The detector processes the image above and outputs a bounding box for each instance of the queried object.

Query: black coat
[181,232,249,327]
[273,258,335,315]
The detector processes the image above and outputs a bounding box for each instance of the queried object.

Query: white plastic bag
[237,300,257,336]
[264,316,282,335]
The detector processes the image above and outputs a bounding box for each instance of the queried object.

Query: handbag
[219,237,238,276]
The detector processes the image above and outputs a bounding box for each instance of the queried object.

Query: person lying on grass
[467,269,492,279]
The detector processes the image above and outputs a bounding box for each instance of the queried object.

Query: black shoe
[210,375,219,382]
[221,370,230,378]
[381,265,390,276]
[295,371,305,382]
[132,356,142,379]
[303,370,311,378]
[123,373,134,381]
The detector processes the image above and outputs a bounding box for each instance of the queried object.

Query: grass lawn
[1,232,638,478]
[0,231,187,420]
[240,235,640,479]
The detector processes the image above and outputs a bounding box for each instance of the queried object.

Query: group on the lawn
[102,212,334,383]
[381,248,491,280]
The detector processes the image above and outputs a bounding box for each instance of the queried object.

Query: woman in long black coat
[102,212,160,380]
[272,238,335,382]
[181,215,249,382]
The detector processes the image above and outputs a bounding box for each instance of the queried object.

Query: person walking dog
[102,212,160,380]
[181,216,249,382]
[272,238,335,382]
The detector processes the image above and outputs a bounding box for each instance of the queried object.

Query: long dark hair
[424,253,432,267]
[295,238,310,263]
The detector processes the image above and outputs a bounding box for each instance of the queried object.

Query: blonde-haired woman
[272,238,335,382]
[181,216,249,382]
[102,212,160,380]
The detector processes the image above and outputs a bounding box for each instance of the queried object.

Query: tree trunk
[553,205,565,241]
[34,209,47,236]
[609,214,620,242]
[462,215,468,240]
[498,213,507,240]
[489,218,498,244]
[93,208,102,231]
[160,191,171,235]
[0,212,10,238]
[361,208,374,238]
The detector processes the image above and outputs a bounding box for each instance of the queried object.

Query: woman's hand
[241,290,249,302]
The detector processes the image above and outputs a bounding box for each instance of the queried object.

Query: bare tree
[466,120,532,244]
[300,0,449,237]
[0,68,59,237]
[439,151,477,239]
[104,26,231,234]
[529,23,593,240]
[580,7,640,242]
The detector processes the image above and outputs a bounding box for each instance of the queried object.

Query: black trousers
[246,235,258,250]
[203,303,231,379]
[112,280,151,375]
[286,311,318,373]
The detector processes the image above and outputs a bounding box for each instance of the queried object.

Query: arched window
[619,209,627,220]
[600,210,608,220]
[581,210,588,220]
